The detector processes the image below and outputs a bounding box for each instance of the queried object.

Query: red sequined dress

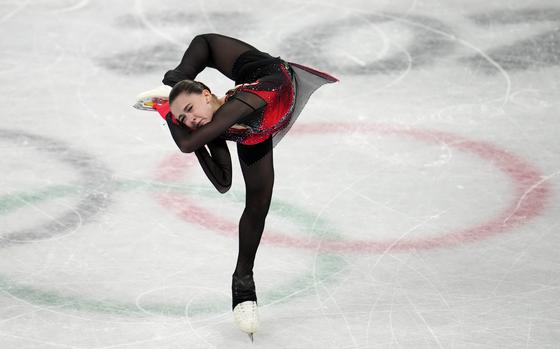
[223,50,337,146]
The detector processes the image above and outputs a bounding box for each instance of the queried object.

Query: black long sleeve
[165,113,232,193]
[194,139,232,193]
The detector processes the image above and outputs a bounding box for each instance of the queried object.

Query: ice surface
[1,0,559,348]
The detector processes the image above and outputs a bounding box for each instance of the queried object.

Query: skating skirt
[222,60,338,146]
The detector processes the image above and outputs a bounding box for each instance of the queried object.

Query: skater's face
[170,90,215,129]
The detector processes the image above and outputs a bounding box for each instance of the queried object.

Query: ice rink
[1,0,560,347]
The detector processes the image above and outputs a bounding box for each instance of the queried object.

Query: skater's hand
[154,102,174,123]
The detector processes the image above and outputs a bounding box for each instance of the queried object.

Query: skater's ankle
[233,270,253,278]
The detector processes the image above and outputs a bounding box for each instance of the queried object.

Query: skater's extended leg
[234,137,274,278]
[231,138,272,338]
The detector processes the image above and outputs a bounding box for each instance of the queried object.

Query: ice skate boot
[232,273,259,342]
[133,85,171,111]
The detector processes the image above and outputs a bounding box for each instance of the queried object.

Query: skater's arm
[167,91,266,153]
[165,112,194,151]
[165,112,232,192]
[162,33,257,86]
[194,139,232,193]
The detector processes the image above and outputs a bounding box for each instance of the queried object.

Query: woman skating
[134,33,337,341]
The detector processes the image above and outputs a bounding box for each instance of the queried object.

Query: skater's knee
[243,198,271,220]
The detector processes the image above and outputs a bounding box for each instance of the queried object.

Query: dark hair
[169,80,212,105]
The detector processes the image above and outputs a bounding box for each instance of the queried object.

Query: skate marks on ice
[114,11,252,31]
[280,13,456,75]
[0,145,348,318]
[278,6,560,76]
[0,129,114,247]
[464,8,560,73]
[98,44,185,75]
[0,0,88,22]
[0,0,30,24]
[47,0,90,14]
[94,5,560,76]
[286,123,553,251]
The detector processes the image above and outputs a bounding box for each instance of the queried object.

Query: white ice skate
[132,84,171,111]
[233,300,259,342]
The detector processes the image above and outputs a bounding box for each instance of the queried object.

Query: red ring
[154,122,551,253]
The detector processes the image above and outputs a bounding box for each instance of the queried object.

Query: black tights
[166,115,274,279]
[234,137,274,277]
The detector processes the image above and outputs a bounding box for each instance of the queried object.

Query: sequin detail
[222,61,296,145]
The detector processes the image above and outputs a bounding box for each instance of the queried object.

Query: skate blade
[132,101,155,111]
[132,98,167,111]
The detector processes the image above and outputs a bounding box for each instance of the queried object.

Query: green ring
[0,179,347,317]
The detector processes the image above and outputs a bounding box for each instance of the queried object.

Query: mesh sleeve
[229,90,266,111]
[165,113,232,192]
[165,97,260,153]
[194,138,232,193]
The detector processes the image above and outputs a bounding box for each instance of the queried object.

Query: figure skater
[134,33,337,341]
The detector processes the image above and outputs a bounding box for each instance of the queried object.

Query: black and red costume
[158,33,337,309]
